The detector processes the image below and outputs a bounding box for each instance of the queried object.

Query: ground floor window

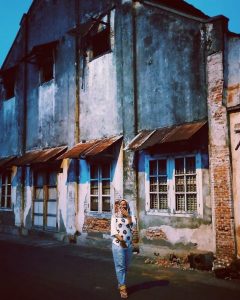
[0,171,12,209]
[175,157,197,212]
[90,163,111,213]
[33,170,58,230]
[147,154,201,215]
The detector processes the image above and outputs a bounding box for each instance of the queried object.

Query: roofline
[1,0,237,70]
[137,1,233,31]
[137,0,209,22]
[1,0,37,70]
[1,15,25,70]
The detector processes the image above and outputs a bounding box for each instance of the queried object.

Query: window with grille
[175,157,197,212]
[0,171,12,209]
[149,159,168,210]
[90,163,111,213]
[147,155,199,215]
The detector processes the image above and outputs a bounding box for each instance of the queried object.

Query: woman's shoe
[119,285,128,299]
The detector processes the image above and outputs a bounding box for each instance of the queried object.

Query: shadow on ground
[128,280,169,295]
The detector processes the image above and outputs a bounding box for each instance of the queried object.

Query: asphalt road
[0,234,239,300]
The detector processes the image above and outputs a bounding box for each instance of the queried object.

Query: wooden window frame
[89,163,112,213]
[174,156,197,213]
[145,153,203,217]
[32,170,58,231]
[0,171,12,209]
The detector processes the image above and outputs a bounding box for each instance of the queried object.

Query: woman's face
[119,200,127,211]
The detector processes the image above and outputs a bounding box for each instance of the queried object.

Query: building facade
[0,0,240,265]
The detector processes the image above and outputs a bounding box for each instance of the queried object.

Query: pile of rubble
[213,259,240,280]
[144,253,190,270]
[144,252,240,280]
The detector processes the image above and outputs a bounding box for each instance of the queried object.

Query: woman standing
[111,199,135,299]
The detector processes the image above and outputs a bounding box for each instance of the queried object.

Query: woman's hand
[115,234,127,248]
[120,207,129,218]
[120,240,127,248]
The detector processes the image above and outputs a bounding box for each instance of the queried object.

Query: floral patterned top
[111,215,135,247]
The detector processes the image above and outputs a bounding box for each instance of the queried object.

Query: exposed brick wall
[82,216,110,233]
[145,227,167,240]
[207,52,236,264]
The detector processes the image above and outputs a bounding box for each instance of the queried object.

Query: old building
[0,0,240,266]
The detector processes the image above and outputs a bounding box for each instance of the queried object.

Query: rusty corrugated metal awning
[31,146,67,163]
[11,146,67,166]
[162,121,207,143]
[126,121,207,151]
[0,156,16,169]
[12,150,42,166]
[59,136,122,159]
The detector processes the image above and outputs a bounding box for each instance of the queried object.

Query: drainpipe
[20,13,28,228]
[132,2,138,136]
[74,0,80,232]
[132,1,140,245]
[75,0,80,143]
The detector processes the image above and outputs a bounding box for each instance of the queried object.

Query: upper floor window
[27,41,58,85]
[84,13,111,61]
[39,55,54,85]
[0,67,16,100]
[37,47,55,85]
[0,171,12,209]
[147,154,201,216]
[90,163,111,213]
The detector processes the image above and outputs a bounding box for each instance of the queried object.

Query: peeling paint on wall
[142,224,214,252]
[38,81,56,146]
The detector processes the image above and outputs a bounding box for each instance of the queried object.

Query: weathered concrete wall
[0,26,26,156]
[78,2,138,240]
[0,98,18,156]
[136,3,207,130]
[80,52,121,139]
[226,35,240,108]
[115,3,138,211]
[12,167,21,227]
[65,159,78,234]
[229,112,240,257]
[26,0,76,150]
[227,34,240,257]
[27,0,75,49]
[118,2,212,256]
[57,159,68,232]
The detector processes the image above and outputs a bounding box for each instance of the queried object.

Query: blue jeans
[112,243,133,287]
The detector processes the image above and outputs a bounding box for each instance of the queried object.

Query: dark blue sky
[0,0,239,66]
